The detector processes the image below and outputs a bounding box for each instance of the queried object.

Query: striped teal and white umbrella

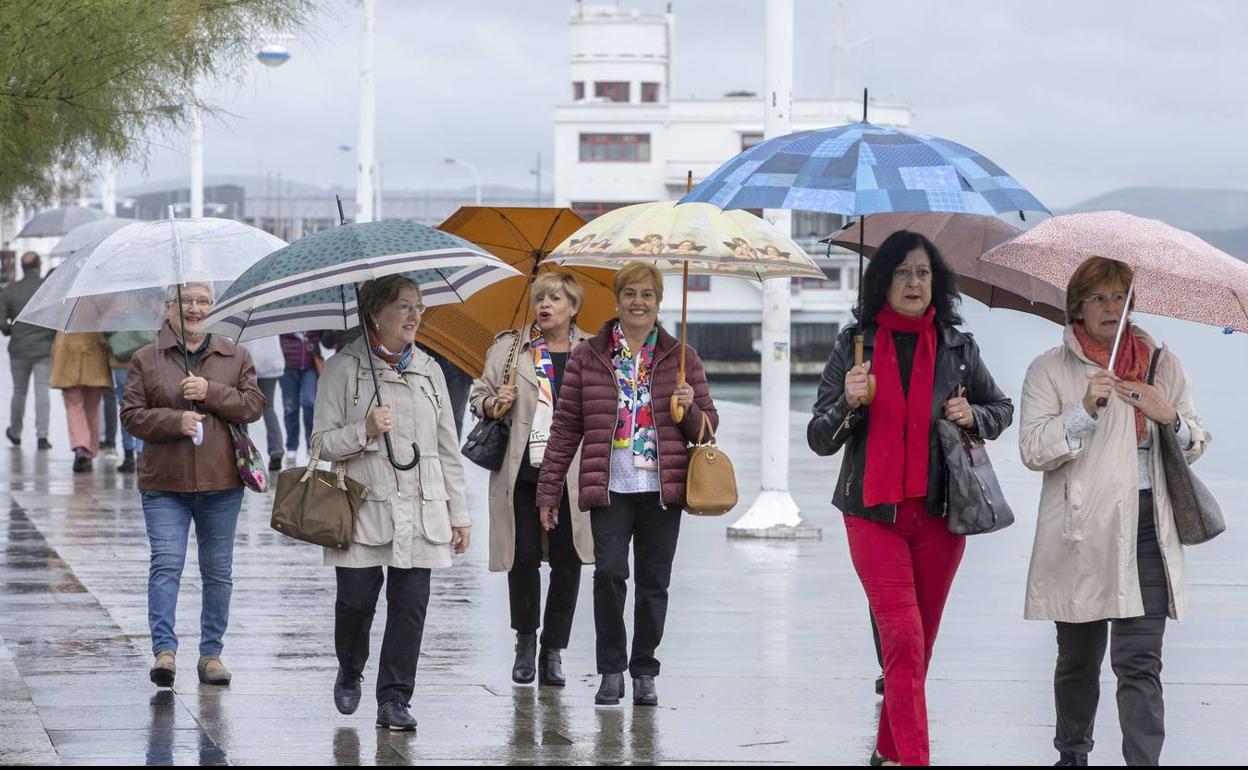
[201,220,521,341]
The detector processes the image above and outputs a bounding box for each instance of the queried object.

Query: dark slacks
[590,492,681,677]
[1054,490,1169,766]
[335,566,431,706]
[509,478,583,649]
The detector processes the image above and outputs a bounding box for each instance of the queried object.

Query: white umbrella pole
[728,0,817,540]
[354,0,376,224]
[1097,278,1135,409]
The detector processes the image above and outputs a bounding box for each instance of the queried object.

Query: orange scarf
[1072,322,1150,441]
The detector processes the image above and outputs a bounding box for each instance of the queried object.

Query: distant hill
[1062,187,1248,260]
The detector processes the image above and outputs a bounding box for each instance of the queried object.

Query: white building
[553,2,913,373]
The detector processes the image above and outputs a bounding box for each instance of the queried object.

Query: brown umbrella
[824,212,1066,325]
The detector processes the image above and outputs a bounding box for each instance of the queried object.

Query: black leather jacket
[807,322,1014,523]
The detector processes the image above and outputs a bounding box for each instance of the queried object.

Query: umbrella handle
[492,367,517,419]
[383,432,420,471]
[671,259,689,423]
[854,333,876,406]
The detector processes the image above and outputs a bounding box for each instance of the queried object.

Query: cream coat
[311,337,469,570]
[468,328,594,572]
[1020,325,1209,622]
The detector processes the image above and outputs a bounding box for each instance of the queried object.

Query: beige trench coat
[1020,325,1209,623]
[50,332,112,389]
[311,337,469,570]
[468,328,594,572]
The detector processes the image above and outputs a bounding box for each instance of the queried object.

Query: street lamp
[444,157,482,206]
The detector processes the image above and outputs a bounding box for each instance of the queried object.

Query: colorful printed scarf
[528,325,556,467]
[366,328,413,374]
[611,322,659,470]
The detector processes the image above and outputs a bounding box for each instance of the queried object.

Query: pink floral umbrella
[982,210,1248,333]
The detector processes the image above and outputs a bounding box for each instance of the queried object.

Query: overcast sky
[118,0,1248,209]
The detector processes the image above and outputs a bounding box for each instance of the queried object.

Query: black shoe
[537,647,566,687]
[874,673,884,697]
[1055,752,1088,766]
[37,438,51,451]
[72,452,92,473]
[376,699,417,732]
[594,673,626,705]
[870,750,896,766]
[632,675,658,706]
[333,667,362,715]
[511,631,537,684]
[5,427,19,446]
[117,450,136,473]
[268,455,283,472]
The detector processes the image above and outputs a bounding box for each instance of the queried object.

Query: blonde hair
[1065,256,1135,324]
[530,271,584,313]
[613,261,664,304]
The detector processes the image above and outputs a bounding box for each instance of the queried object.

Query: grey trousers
[257,377,284,459]
[1054,490,1168,765]
[9,355,50,439]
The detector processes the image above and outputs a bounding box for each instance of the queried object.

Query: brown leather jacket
[121,324,264,493]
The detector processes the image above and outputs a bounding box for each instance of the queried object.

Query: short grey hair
[165,283,215,302]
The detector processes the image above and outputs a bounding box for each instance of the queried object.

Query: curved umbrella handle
[383,432,420,471]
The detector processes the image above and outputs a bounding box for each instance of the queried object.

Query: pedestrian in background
[279,331,321,464]
[1,252,55,450]
[51,331,112,472]
[104,330,156,473]
[243,335,286,471]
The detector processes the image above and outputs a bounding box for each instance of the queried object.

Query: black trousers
[1054,490,1169,765]
[591,492,681,677]
[509,478,583,649]
[335,566,431,706]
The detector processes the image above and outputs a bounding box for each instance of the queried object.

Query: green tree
[0,0,316,207]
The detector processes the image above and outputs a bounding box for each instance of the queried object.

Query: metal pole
[190,102,204,218]
[101,164,117,218]
[728,0,816,539]
[355,0,376,223]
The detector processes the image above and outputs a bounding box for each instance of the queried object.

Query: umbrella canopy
[428,206,618,378]
[981,211,1248,331]
[546,201,824,280]
[200,219,521,341]
[17,206,108,238]
[824,212,1066,324]
[679,121,1049,218]
[19,217,286,332]
[48,217,138,261]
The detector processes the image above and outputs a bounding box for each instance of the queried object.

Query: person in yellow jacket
[50,331,112,472]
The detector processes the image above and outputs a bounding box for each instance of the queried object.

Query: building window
[741,132,764,151]
[793,323,840,363]
[573,81,584,101]
[687,275,711,291]
[569,201,643,220]
[641,82,661,103]
[594,81,630,103]
[793,211,844,240]
[797,267,842,290]
[579,133,651,162]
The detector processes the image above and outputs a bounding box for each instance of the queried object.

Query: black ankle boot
[632,675,658,706]
[594,673,626,705]
[511,632,537,684]
[1055,752,1088,766]
[537,647,565,687]
[117,450,136,473]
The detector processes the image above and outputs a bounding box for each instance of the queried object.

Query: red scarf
[863,304,937,508]
[1072,321,1150,442]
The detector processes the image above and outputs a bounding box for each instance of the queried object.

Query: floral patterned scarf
[528,324,556,467]
[611,322,659,470]
[366,327,413,374]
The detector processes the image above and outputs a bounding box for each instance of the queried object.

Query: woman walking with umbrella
[807,231,1014,766]
[312,275,471,732]
[469,271,595,687]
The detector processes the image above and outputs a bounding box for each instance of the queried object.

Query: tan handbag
[684,413,738,516]
[270,438,369,550]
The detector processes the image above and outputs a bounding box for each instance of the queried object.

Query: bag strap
[696,412,716,446]
[1145,345,1163,386]
[300,432,349,490]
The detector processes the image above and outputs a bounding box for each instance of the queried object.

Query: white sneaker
[282,454,299,468]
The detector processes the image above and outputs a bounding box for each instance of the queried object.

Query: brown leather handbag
[684,413,738,516]
[270,439,369,550]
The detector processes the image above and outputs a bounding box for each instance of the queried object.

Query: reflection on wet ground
[0,390,1245,763]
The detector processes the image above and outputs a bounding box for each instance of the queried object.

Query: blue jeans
[112,368,141,453]
[279,367,317,453]
[142,488,244,656]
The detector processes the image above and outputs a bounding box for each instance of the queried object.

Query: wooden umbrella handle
[854,333,876,406]
[671,260,689,423]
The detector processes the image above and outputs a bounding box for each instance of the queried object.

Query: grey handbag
[1147,347,1225,545]
[937,414,1014,536]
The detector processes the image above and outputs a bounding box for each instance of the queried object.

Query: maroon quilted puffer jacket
[536,319,718,511]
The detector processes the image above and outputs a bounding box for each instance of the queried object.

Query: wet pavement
[0,344,1246,765]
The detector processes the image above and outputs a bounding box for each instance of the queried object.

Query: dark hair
[358,274,421,328]
[854,230,962,326]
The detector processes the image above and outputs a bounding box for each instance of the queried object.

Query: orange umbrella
[422,207,618,384]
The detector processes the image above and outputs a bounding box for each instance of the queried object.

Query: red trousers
[845,498,965,766]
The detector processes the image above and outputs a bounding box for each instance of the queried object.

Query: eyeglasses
[1082,292,1128,308]
[171,297,214,309]
[387,301,424,316]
